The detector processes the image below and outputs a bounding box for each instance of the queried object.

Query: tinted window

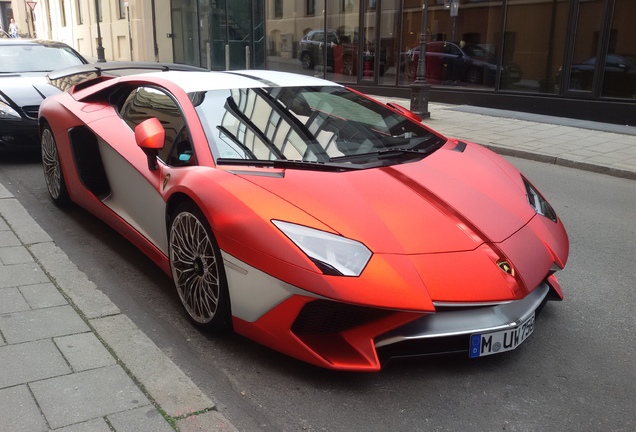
[0,44,85,73]
[119,87,196,167]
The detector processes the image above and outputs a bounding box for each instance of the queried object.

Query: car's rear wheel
[169,202,231,330]
[300,52,314,69]
[41,125,70,206]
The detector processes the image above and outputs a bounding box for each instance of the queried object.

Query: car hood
[0,75,61,107]
[235,141,535,254]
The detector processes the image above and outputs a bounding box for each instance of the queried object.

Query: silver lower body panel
[375,283,550,351]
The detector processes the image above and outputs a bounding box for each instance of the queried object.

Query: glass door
[171,0,201,66]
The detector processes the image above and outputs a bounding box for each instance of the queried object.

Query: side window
[119,86,196,167]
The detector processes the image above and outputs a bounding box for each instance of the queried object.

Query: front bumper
[0,118,40,150]
[375,281,556,364]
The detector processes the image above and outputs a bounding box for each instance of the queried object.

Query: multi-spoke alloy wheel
[41,125,70,206]
[169,203,231,330]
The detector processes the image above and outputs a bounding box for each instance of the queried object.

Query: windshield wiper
[329,146,438,163]
[216,158,362,172]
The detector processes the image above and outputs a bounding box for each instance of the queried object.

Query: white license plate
[469,314,535,358]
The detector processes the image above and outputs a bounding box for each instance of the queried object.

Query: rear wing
[47,61,208,91]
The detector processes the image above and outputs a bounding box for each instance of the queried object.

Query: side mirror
[135,118,165,171]
[386,102,422,123]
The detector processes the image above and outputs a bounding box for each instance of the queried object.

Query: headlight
[272,220,372,276]
[0,98,21,120]
[523,177,557,222]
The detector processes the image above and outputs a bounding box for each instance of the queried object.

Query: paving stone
[0,305,89,344]
[0,287,30,314]
[176,410,240,432]
[0,245,33,264]
[0,339,71,388]
[107,406,174,432]
[0,217,8,231]
[30,364,150,429]
[54,332,117,372]
[0,230,21,247]
[51,418,112,432]
[0,261,50,289]
[91,314,215,418]
[0,198,52,245]
[20,282,68,309]
[0,385,48,432]
[27,242,120,319]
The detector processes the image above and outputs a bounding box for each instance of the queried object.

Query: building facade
[13,0,636,125]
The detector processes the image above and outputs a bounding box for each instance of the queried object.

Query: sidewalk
[0,182,237,431]
[376,98,636,180]
[0,103,635,432]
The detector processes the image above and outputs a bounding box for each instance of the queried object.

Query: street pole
[95,0,106,62]
[410,0,431,119]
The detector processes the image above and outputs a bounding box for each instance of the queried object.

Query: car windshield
[0,44,85,73]
[192,85,446,169]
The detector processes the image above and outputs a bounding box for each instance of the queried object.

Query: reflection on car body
[403,41,522,86]
[564,54,636,97]
[298,29,386,76]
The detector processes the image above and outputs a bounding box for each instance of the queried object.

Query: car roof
[138,69,342,93]
[0,38,74,48]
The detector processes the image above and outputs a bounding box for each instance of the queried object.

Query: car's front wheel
[169,202,231,330]
[41,124,70,206]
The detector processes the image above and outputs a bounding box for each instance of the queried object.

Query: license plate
[469,314,535,358]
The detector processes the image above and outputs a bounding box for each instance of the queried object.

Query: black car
[0,39,88,152]
[404,42,521,86]
[567,54,636,97]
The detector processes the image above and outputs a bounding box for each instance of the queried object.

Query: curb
[482,144,636,181]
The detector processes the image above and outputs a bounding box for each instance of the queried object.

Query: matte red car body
[39,69,569,371]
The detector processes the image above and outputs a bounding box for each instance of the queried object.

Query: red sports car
[40,64,568,371]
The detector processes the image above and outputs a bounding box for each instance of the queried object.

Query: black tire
[41,124,71,206]
[300,52,314,69]
[169,201,231,331]
[465,67,483,85]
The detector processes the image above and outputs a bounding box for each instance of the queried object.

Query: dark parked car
[566,54,636,97]
[404,42,521,86]
[298,29,385,76]
[0,39,87,151]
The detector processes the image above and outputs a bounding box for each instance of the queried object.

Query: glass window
[501,0,569,94]
[77,0,83,25]
[0,44,85,73]
[119,87,196,167]
[119,0,126,19]
[602,0,636,99]
[399,0,502,89]
[274,0,283,18]
[60,0,67,27]
[194,86,445,167]
[568,0,604,93]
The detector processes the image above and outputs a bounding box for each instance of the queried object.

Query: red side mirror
[135,118,165,171]
[135,117,165,150]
